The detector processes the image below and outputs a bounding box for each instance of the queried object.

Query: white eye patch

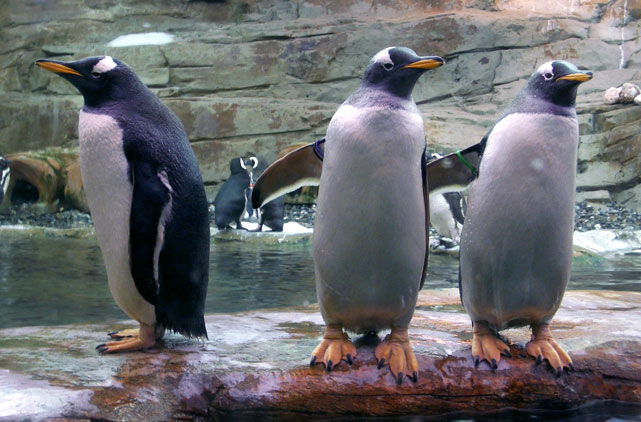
[372,47,394,67]
[92,56,117,74]
[537,61,554,80]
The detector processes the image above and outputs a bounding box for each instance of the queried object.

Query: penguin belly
[79,110,155,325]
[313,105,426,334]
[460,113,577,330]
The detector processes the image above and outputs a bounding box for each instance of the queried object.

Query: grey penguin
[309,47,444,385]
[36,56,210,353]
[427,153,466,243]
[213,157,252,230]
[0,157,10,206]
[247,155,284,232]
[459,60,592,375]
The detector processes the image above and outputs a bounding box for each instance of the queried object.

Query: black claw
[95,343,106,350]
[107,331,118,336]
[556,367,562,378]
[346,354,353,365]
[474,356,480,367]
[97,347,108,354]
[326,360,333,372]
[503,349,512,358]
[491,358,498,370]
[536,355,543,365]
[569,363,575,372]
[310,356,317,367]
[396,372,404,385]
[378,358,385,370]
[412,371,418,383]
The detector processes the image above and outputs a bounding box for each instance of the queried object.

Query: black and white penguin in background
[36,56,210,353]
[427,152,466,244]
[247,155,285,232]
[0,157,10,206]
[213,157,253,230]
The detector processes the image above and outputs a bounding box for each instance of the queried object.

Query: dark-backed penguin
[248,155,284,232]
[281,47,445,385]
[36,56,210,353]
[427,153,466,243]
[0,157,10,206]
[213,157,252,230]
[459,60,592,376]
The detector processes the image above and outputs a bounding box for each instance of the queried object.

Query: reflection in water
[0,234,640,329]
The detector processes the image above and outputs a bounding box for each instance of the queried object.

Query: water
[1,233,640,329]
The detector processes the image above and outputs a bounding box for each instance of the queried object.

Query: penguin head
[526,60,592,107]
[36,56,144,107]
[244,156,260,174]
[362,47,444,98]
[230,158,250,175]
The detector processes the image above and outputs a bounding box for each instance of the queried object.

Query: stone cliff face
[0,0,640,208]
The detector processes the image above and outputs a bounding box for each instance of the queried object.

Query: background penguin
[36,56,210,353]
[213,157,252,230]
[427,153,466,244]
[0,157,10,206]
[459,60,592,376]
[309,47,444,385]
[247,155,284,232]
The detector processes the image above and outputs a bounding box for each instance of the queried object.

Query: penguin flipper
[420,149,430,290]
[129,160,172,305]
[427,141,485,196]
[251,140,324,209]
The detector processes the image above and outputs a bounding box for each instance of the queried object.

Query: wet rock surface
[0,289,640,421]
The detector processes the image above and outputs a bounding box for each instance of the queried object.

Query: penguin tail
[157,311,208,340]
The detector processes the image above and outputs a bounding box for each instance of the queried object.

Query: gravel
[574,201,641,232]
[1,201,640,233]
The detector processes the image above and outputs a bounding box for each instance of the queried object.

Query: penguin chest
[314,105,426,331]
[78,110,155,325]
[461,113,578,328]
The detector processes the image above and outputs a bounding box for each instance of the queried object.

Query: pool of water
[0,234,640,329]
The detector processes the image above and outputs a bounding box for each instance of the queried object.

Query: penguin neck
[82,76,152,109]
[502,90,576,120]
[345,85,416,112]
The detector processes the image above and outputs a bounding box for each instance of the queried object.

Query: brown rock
[3,148,86,211]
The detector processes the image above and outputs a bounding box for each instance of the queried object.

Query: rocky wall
[0,0,640,206]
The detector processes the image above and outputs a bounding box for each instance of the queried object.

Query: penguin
[427,153,466,243]
[287,46,443,385]
[36,56,210,353]
[0,157,10,206]
[213,157,252,230]
[459,60,592,376]
[247,155,284,232]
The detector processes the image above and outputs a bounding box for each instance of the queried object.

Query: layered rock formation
[0,0,640,207]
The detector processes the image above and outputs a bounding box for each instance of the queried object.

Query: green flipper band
[456,150,477,176]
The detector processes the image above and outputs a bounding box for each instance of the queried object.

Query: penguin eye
[543,72,553,80]
[91,71,101,78]
[382,62,394,71]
